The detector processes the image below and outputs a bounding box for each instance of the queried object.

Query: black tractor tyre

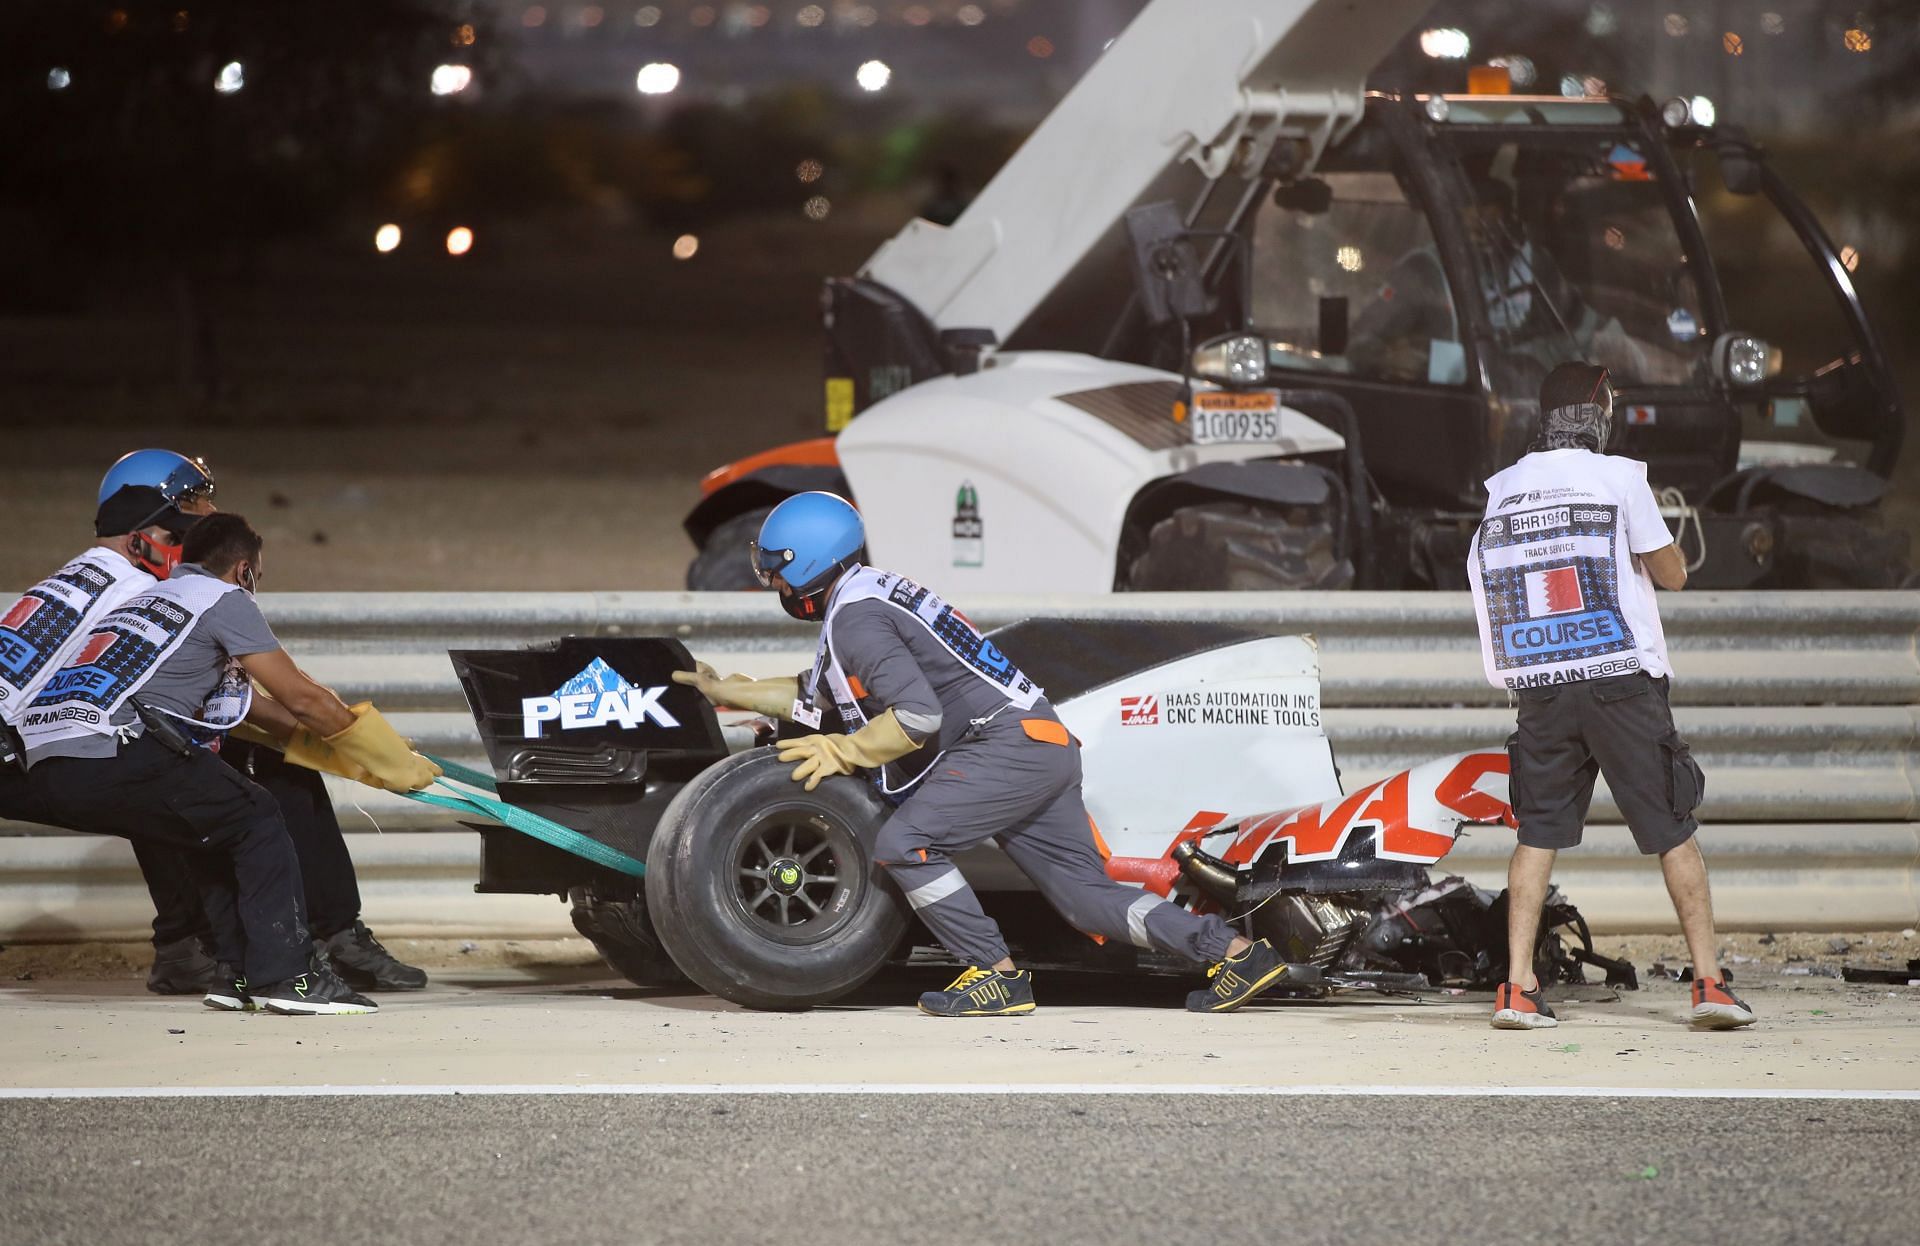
[567,885,688,989]
[1126,501,1354,591]
[644,747,907,1009]
[686,507,774,591]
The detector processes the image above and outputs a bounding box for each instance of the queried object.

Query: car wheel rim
[725,804,863,947]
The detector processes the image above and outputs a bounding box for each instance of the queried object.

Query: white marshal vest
[17,573,253,752]
[803,566,1042,797]
[0,548,153,725]
[1467,450,1673,690]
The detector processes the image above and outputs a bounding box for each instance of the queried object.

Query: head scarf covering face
[1531,363,1614,453]
[1537,397,1612,452]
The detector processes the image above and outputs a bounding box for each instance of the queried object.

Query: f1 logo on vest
[520,657,680,738]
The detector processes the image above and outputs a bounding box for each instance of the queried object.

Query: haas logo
[1118,694,1158,726]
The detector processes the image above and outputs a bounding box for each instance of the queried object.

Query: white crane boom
[862,0,1431,342]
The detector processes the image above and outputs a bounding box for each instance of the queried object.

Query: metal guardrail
[3,591,1916,934]
[7,591,1918,824]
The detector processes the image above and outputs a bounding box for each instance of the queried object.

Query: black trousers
[133,740,364,944]
[28,735,312,985]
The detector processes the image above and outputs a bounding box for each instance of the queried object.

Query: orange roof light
[1468,64,1512,95]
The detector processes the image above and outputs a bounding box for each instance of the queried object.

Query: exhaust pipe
[1170,840,1240,905]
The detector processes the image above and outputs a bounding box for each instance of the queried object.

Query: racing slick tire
[568,884,688,989]
[686,508,774,591]
[1126,501,1354,591]
[644,747,907,1009]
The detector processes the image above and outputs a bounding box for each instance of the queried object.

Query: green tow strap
[400,751,645,878]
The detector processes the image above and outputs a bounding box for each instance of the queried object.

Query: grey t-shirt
[826,598,1040,753]
[27,564,280,763]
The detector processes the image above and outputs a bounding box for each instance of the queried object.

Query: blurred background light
[431,64,473,96]
[446,227,473,256]
[634,5,660,27]
[672,234,699,260]
[795,158,824,183]
[1419,27,1470,59]
[1690,94,1716,125]
[47,67,71,91]
[374,224,402,253]
[635,62,681,95]
[957,4,985,26]
[214,61,244,94]
[855,60,890,92]
[804,196,831,221]
[1027,35,1054,58]
[795,5,824,28]
[1335,245,1363,273]
[1487,54,1535,88]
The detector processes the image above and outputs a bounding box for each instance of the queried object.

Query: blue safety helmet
[98,449,217,510]
[752,492,865,621]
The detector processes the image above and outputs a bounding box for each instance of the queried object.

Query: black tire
[567,884,688,988]
[686,508,774,591]
[644,748,906,1009]
[1126,501,1354,591]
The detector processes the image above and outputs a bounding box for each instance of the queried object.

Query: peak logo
[1118,694,1159,726]
[520,657,679,738]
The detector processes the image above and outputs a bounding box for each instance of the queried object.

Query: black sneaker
[317,920,428,991]
[147,935,220,995]
[1186,938,1291,1012]
[203,964,257,1012]
[255,962,379,1016]
[917,967,1036,1017]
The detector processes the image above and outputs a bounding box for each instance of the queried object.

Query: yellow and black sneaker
[1186,939,1290,1013]
[203,963,257,1013]
[917,967,1036,1017]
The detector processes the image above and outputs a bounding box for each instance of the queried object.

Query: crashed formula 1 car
[451,621,1631,1009]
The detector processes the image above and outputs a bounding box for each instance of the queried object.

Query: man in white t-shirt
[1467,361,1754,1032]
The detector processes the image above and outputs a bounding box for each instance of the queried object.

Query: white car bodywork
[956,632,1510,893]
[839,351,1346,593]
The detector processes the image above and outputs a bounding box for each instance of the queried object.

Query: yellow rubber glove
[323,703,442,793]
[283,725,376,785]
[777,709,921,792]
[672,663,797,720]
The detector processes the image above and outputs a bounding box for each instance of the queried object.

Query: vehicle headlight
[1713,332,1772,387]
[1660,96,1692,127]
[1192,333,1269,386]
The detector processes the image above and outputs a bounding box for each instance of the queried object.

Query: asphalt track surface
[3,1091,1916,1246]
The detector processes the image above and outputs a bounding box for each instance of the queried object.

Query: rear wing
[449,637,729,787]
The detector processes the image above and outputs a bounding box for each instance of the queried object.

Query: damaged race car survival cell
[448,622,1628,1009]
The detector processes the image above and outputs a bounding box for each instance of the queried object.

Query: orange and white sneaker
[1690,977,1756,1029]
[1491,981,1559,1030]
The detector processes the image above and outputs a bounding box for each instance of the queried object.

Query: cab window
[1249,158,1465,387]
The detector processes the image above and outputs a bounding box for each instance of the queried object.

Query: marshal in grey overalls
[813,570,1235,969]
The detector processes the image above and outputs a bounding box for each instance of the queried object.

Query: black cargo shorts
[1506,673,1704,855]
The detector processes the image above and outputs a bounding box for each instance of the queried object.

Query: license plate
[1190,389,1282,445]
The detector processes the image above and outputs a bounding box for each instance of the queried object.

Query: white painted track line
[5,1083,1918,1100]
